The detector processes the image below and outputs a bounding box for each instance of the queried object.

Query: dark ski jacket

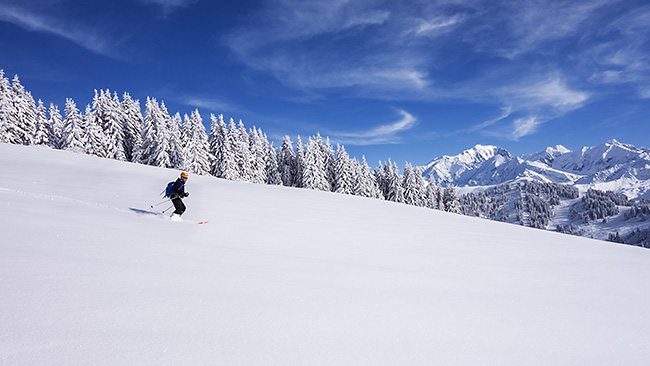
[171,178,186,199]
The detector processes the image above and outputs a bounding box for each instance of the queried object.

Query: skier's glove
[183,192,189,198]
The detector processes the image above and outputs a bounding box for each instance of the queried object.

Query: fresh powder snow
[2,143,650,365]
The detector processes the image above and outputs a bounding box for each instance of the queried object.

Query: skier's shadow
[129,207,161,217]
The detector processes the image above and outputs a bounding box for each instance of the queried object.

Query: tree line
[0,70,462,213]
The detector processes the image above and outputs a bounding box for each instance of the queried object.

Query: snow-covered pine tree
[48,103,63,149]
[263,134,282,185]
[375,161,389,199]
[183,109,211,175]
[139,97,171,168]
[425,181,442,210]
[0,70,10,143]
[318,135,336,191]
[402,163,424,207]
[182,113,191,164]
[385,160,405,203]
[302,136,330,191]
[82,103,107,157]
[207,114,222,176]
[277,135,296,187]
[92,90,125,161]
[334,144,355,195]
[219,118,241,181]
[61,98,85,153]
[235,120,252,181]
[294,136,305,188]
[121,92,143,162]
[5,75,37,145]
[105,92,127,160]
[443,185,461,214]
[162,103,182,168]
[33,99,49,146]
[208,114,237,179]
[355,156,383,199]
[248,127,267,184]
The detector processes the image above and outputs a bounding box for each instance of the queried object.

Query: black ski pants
[172,197,186,215]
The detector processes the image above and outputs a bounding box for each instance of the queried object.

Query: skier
[170,172,190,219]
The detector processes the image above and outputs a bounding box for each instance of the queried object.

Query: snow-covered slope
[3,143,650,365]
[419,139,650,199]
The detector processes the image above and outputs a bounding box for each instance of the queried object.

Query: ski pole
[161,205,175,214]
[151,199,170,208]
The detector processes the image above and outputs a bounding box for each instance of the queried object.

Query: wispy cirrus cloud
[0,5,116,57]
[135,0,198,16]
[464,106,513,133]
[327,109,417,145]
[458,74,589,140]
[510,117,543,140]
[177,95,237,114]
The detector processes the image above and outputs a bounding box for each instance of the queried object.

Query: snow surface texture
[419,139,650,200]
[2,143,650,365]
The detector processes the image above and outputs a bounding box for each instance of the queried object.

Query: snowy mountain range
[418,139,650,200]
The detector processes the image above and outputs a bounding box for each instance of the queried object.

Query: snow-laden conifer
[443,185,462,214]
[355,156,383,199]
[294,136,306,188]
[234,120,252,181]
[183,109,211,175]
[93,90,126,161]
[5,75,37,145]
[207,114,222,176]
[182,113,191,163]
[121,93,143,162]
[0,70,10,143]
[163,103,182,168]
[83,104,107,157]
[33,99,49,146]
[403,163,425,207]
[425,181,442,210]
[61,98,85,153]
[249,127,267,184]
[277,135,296,187]
[139,97,171,168]
[302,136,330,191]
[334,144,355,195]
[48,103,63,149]
[375,161,389,199]
[209,114,238,179]
[264,134,282,185]
[218,118,241,181]
[385,160,405,203]
[319,135,336,191]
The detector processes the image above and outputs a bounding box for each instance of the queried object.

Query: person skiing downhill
[170,172,189,218]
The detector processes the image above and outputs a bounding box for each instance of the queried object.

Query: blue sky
[1,0,649,166]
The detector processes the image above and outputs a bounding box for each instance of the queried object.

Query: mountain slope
[2,143,650,365]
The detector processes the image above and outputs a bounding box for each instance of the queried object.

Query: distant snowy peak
[419,145,512,184]
[522,145,571,164]
[418,140,650,199]
[551,139,650,177]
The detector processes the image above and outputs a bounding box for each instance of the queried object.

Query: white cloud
[413,14,464,36]
[179,96,234,113]
[639,88,650,99]
[497,76,589,112]
[136,0,198,16]
[329,109,417,145]
[511,116,542,140]
[0,5,114,57]
[465,106,513,133]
